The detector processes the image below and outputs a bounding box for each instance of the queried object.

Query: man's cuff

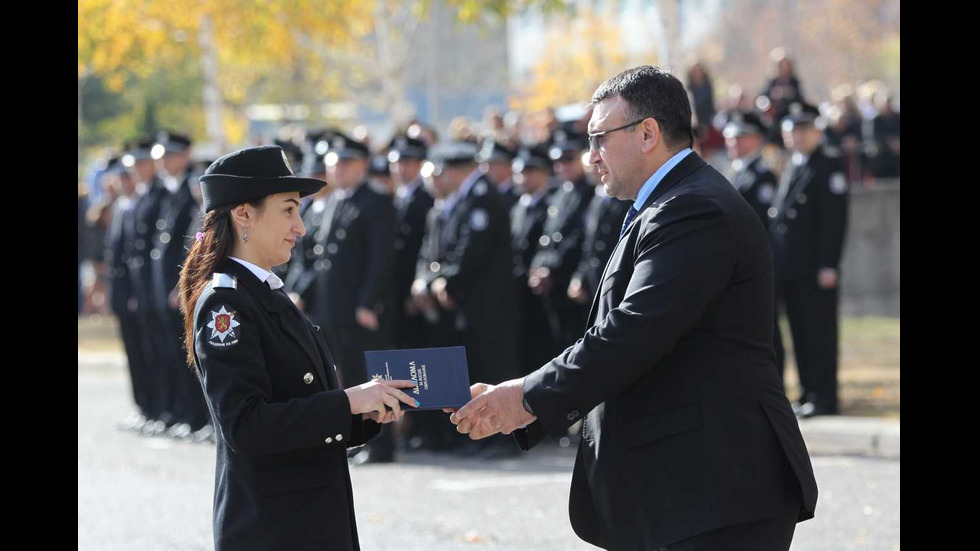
[522,396,535,416]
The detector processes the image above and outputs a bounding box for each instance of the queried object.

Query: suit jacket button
[567,410,579,421]
[325,437,333,444]
[304,373,314,385]
[336,434,344,441]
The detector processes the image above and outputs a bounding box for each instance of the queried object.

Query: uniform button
[539,236,551,247]
[156,219,167,231]
[590,258,600,267]
[303,372,314,385]
[336,434,343,441]
[767,207,778,218]
[429,262,441,272]
[150,249,161,260]
[327,243,339,254]
[595,242,606,252]
[786,208,797,219]
[567,410,579,421]
[548,205,559,217]
[159,232,171,244]
[336,229,347,240]
[552,232,563,242]
[325,437,333,444]
[323,259,332,271]
[313,244,324,255]
[797,194,807,204]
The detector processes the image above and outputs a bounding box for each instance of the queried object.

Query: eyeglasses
[588,118,650,150]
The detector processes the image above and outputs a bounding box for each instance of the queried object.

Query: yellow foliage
[512,8,629,112]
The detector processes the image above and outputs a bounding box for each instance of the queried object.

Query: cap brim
[199,174,326,212]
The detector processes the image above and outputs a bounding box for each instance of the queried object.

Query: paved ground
[79,349,899,550]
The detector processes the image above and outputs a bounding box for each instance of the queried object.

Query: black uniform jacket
[193,258,379,551]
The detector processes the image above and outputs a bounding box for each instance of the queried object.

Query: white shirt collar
[230,257,284,290]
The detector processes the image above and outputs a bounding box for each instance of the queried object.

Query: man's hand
[449,378,536,439]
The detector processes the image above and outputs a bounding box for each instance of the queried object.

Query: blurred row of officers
[98,101,847,459]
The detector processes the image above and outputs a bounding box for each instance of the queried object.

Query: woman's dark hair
[179,199,264,369]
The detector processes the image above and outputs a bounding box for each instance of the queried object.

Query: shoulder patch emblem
[206,304,241,348]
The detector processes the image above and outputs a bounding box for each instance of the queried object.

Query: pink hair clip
[195,231,205,242]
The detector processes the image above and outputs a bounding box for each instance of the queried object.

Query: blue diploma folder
[364,346,471,410]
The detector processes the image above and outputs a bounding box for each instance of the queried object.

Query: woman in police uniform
[177,145,418,551]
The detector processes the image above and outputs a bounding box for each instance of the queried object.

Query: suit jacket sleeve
[522,193,738,437]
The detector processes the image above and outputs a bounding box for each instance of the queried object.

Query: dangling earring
[243,229,249,244]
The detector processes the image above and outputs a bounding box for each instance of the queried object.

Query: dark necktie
[619,205,639,239]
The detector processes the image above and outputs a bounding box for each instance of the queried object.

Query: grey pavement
[79,350,899,550]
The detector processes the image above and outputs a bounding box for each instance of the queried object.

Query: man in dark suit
[451,66,817,551]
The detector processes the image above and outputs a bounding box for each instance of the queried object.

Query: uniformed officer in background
[388,134,434,350]
[285,134,332,313]
[411,140,520,457]
[123,139,172,435]
[313,132,397,463]
[509,145,557,376]
[148,131,211,439]
[724,111,779,226]
[476,138,519,212]
[530,131,594,349]
[770,102,849,418]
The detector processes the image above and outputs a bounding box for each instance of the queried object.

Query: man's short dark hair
[592,66,695,151]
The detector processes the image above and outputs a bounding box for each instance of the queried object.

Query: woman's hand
[345,379,419,423]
